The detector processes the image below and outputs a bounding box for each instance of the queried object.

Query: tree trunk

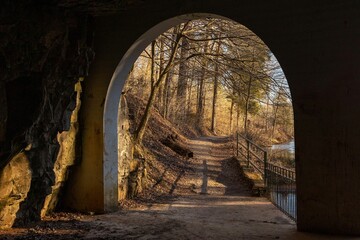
[236,105,240,132]
[265,96,270,132]
[244,75,252,136]
[271,102,279,141]
[187,73,193,118]
[133,24,186,145]
[244,52,255,136]
[210,42,221,133]
[211,72,218,133]
[229,99,234,133]
[162,71,172,119]
[196,43,208,127]
[196,67,205,125]
[134,81,160,145]
[157,39,165,112]
[133,40,157,145]
[176,37,189,122]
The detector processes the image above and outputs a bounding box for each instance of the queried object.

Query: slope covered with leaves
[119,94,197,208]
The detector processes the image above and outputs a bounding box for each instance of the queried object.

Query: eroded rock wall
[0,1,93,227]
[0,152,32,229]
[41,81,82,217]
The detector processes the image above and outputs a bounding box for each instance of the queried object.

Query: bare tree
[133,23,189,145]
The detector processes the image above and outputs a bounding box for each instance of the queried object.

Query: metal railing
[235,132,297,221]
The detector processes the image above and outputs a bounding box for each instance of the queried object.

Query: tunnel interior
[0,75,42,165]
[0,1,359,236]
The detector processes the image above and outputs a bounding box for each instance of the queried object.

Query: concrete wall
[67,0,360,235]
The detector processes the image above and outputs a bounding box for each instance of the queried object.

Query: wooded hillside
[125,18,293,146]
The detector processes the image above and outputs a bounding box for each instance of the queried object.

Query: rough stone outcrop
[118,94,147,199]
[41,81,82,217]
[128,144,147,198]
[0,152,32,229]
[0,1,94,227]
[118,95,131,200]
[0,0,147,227]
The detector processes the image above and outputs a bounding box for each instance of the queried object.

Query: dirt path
[81,136,354,240]
[0,136,354,239]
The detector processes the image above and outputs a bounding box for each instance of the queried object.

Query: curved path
[85,136,350,239]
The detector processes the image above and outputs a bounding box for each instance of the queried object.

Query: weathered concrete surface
[0,152,31,229]
[62,68,105,213]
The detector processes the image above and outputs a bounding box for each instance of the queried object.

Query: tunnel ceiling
[58,0,146,15]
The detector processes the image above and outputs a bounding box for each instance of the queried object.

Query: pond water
[270,191,297,220]
[269,139,296,220]
[271,139,295,154]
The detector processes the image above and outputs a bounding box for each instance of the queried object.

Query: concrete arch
[103,13,260,212]
[64,1,360,235]
[105,13,210,211]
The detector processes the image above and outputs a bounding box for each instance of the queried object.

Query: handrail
[234,131,297,221]
[266,162,295,180]
[235,132,295,177]
[248,148,264,162]
[235,132,268,179]
[249,160,264,175]
[237,133,268,153]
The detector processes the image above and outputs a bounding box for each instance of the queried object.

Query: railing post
[236,132,239,157]
[264,151,268,185]
[246,139,250,167]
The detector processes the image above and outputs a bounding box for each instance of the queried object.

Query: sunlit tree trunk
[243,75,252,136]
[236,105,240,132]
[196,67,205,126]
[271,103,279,141]
[157,38,165,112]
[265,96,270,132]
[186,71,193,118]
[196,43,208,128]
[176,37,189,122]
[211,42,221,133]
[133,24,187,145]
[243,51,256,136]
[229,99,234,133]
[162,71,172,119]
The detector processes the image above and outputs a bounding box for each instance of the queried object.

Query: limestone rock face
[118,95,132,200]
[0,0,146,228]
[0,1,94,227]
[0,152,32,229]
[41,81,82,217]
[118,95,148,199]
[128,151,146,198]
